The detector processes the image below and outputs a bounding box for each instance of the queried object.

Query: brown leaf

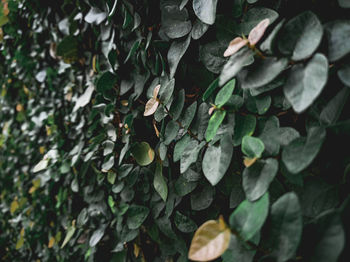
[153,84,161,98]
[223,37,248,57]
[248,18,270,46]
[243,157,258,168]
[144,98,159,116]
[188,216,231,261]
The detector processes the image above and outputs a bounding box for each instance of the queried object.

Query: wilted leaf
[188,216,231,261]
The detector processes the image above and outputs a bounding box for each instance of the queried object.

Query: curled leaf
[144,98,159,116]
[223,37,249,57]
[153,84,161,98]
[188,216,231,261]
[248,18,270,45]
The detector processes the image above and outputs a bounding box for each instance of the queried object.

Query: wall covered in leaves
[1,0,350,261]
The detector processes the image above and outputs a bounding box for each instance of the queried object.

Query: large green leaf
[130,142,155,166]
[174,211,197,233]
[222,233,259,262]
[168,35,191,78]
[325,20,350,62]
[283,53,328,113]
[229,192,269,241]
[264,192,302,262]
[173,134,191,162]
[277,11,323,61]
[164,120,180,145]
[282,126,326,174]
[193,0,218,25]
[127,205,150,229]
[241,57,288,90]
[202,134,233,186]
[169,89,185,120]
[243,158,278,201]
[180,140,205,173]
[233,114,256,146]
[337,62,350,86]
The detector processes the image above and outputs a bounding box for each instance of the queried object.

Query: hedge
[1,0,350,261]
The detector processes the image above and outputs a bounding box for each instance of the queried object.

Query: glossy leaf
[131,142,155,166]
[215,79,236,107]
[154,163,168,202]
[205,110,226,142]
[241,136,265,158]
[193,0,218,25]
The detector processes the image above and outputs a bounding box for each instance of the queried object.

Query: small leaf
[84,7,107,25]
[242,136,265,159]
[168,35,191,78]
[233,114,256,146]
[202,78,219,101]
[175,211,198,233]
[33,158,49,173]
[89,225,106,247]
[154,163,168,202]
[188,217,231,261]
[229,193,269,241]
[131,142,155,166]
[215,79,236,107]
[144,98,159,116]
[205,110,226,142]
[223,37,249,57]
[248,18,270,45]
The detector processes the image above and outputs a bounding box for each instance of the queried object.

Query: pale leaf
[144,98,159,116]
[248,18,270,46]
[223,37,248,57]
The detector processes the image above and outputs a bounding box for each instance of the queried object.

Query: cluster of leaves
[1,0,350,261]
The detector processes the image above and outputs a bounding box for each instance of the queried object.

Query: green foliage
[1,0,350,261]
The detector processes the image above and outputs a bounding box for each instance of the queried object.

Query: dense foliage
[1,0,350,261]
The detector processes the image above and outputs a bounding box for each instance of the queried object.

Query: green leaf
[215,79,236,108]
[56,36,79,62]
[243,158,278,201]
[191,183,215,211]
[241,57,288,90]
[222,233,259,262]
[193,103,210,140]
[260,19,285,55]
[174,134,191,162]
[205,110,226,142]
[199,41,227,74]
[300,211,345,262]
[320,87,350,125]
[282,126,326,174]
[174,211,197,233]
[337,62,350,86]
[229,193,269,241]
[164,120,180,145]
[168,35,191,78]
[180,102,197,129]
[180,140,206,173]
[242,136,265,159]
[283,53,328,113]
[264,192,302,262]
[159,79,175,105]
[246,94,272,115]
[169,89,185,120]
[219,47,254,86]
[89,225,106,247]
[154,163,168,202]
[338,0,350,8]
[202,134,233,186]
[235,7,279,35]
[193,0,218,25]
[277,11,323,61]
[325,20,350,62]
[127,205,150,229]
[192,19,210,40]
[188,217,231,261]
[131,142,155,166]
[202,78,219,101]
[233,115,257,146]
[175,174,198,196]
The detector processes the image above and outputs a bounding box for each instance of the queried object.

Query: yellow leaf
[148,148,155,161]
[144,98,159,116]
[10,200,19,214]
[29,186,36,194]
[92,55,97,73]
[48,237,55,248]
[20,228,25,237]
[39,146,45,154]
[33,178,41,188]
[188,217,231,261]
[243,157,258,168]
[133,243,140,258]
[16,236,24,250]
[121,100,129,106]
[16,104,23,112]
